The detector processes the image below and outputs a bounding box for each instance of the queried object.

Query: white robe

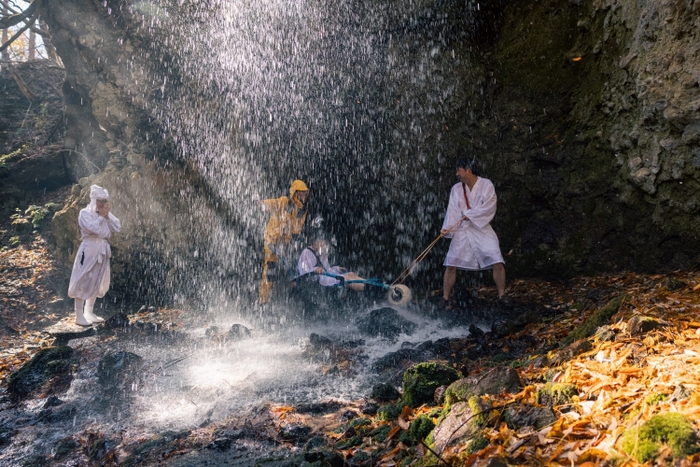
[67,208,121,300]
[297,248,343,287]
[442,177,504,270]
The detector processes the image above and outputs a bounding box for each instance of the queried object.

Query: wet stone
[356,307,417,339]
[44,321,98,344]
[7,345,73,400]
[370,382,400,402]
[97,351,143,387]
[359,400,378,415]
[279,423,311,443]
[228,323,252,340]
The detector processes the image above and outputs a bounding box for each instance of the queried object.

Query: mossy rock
[563,295,627,346]
[444,366,523,406]
[377,403,402,421]
[7,346,73,400]
[628,315,664,335]
[622,412,700,463]
[409,414,436,442]
[370,383,400,402]
[536,382,577,407]
[402,362,462,408]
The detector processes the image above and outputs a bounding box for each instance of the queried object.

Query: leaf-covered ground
[2,216,700,465]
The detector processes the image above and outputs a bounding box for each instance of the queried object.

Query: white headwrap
[88,184,109,212]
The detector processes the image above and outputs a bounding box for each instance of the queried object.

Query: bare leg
[493,263,506,298]
[443,266,457,300]
[342,272,365,291]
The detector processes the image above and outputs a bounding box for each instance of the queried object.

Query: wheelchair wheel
[387,284,412,306]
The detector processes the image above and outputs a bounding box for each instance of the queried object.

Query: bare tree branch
[0,0,37,29]
[0,11,37,54]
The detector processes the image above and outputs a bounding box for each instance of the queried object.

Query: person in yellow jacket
[259,179,310,304]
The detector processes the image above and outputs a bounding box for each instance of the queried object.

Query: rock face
[32,0,700,303]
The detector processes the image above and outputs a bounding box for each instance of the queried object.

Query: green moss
[466,435,490,454]
[402,362,462,408]
[348,417,372,429]
[368,424,391,443]
[333,435,363,450]
[644,393,667,406]
[377,403,402,422]
[621,413,700,463]
[410,415,436,442]
[563,295,627,346]
[536,382,577,407]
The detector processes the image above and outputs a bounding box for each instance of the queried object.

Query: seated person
[297,239,365,291]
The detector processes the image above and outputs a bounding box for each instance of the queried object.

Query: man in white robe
[68,185,121,326]
[297,239,365,291]
[440,158,505,305]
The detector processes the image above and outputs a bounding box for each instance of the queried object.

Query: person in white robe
[68,185,121,326]
[297,239,365,291]
[440,157,506,305]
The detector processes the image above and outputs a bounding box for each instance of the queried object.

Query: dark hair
[456,157,480,176]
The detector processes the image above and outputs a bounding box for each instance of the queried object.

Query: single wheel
[388,284,412,306]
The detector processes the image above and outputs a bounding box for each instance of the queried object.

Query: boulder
[356,307,417,339]
[402,362,462,408]
[444,366,523,405]
[7,346,73,400]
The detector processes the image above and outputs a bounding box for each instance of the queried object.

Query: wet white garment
[442,177,504,270]
[297,248,343,286]
[67,208,121,300]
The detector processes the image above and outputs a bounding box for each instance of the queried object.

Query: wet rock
[54,437,78,460]
[44,321,98,344]
[303,435,327,451]
[205,326,219,337]
[295,401,343,414]
[372,347,435,372]
[469,323,485,338]
[309,332,333,349]
[43,394,63,408]
[97,351,143,386]
[304,448,344,467]
[103,312,129,329]
[359,400,378,415]
[228,323,252,341]
[444,366,523,405]
[402,362,462,408]
[370,383,400,402]
[7,345,73,400]
[356,307,417,339]
[550,339,593,366]
[279,423,311,444]
[207,437,232,451]
[19,454,48,467]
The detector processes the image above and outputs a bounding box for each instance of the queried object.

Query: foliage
[621,412,700,463]
[562,294,628,346]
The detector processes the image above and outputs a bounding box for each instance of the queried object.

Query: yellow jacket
[262,179,308,259]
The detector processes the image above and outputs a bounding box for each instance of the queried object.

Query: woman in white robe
[297,239,365,291]
[441,158,505,304]
[68,185,121,325]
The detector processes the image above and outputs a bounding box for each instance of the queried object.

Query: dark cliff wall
[39,0,700,304]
